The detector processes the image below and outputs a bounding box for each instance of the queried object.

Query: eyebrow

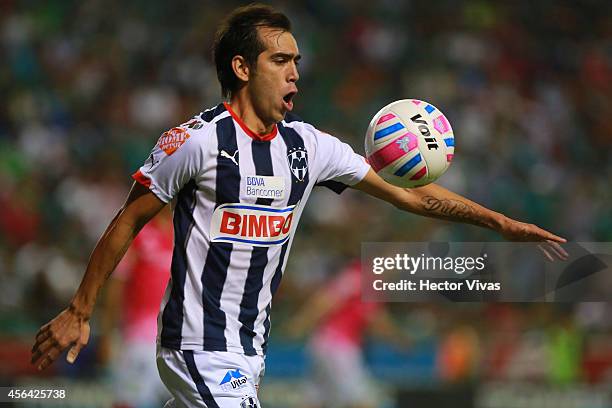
[270,52,301,61]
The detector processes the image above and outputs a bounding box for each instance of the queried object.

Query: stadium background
[0,0,611,407]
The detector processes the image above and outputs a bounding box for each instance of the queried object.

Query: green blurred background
[0,0,610,407]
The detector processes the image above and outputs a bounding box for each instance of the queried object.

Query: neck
[228,91,275,136]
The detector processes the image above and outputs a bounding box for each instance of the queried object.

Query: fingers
[527,225,569,260]
[32,329,51,353]
[542,231,567,243]
[31,336,56,365]
[537,244,555,262]
[37,348,62,371]
[533,225,566,243]
[31,309,90,371]
[546,240,569,260]
[519,222,567,244]
[537,240,569,262]
[506,221,568,245]
[35,324,51,341]
[31,338,63,371]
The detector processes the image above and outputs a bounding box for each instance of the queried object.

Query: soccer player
[288,259,410,408]
[31,4,567,407]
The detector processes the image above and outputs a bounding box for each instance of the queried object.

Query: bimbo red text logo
[210,203,295,246]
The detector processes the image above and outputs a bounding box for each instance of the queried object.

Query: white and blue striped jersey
[133,103,370,356]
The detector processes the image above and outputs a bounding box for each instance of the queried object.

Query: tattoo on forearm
[421,196,481,224]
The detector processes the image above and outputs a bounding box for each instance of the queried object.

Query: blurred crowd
[0,0,611,399]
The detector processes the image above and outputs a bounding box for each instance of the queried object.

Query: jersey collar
[223,102,278,142]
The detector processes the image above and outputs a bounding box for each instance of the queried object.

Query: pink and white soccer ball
[365,99,455,188]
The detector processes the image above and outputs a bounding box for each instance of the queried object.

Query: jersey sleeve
[132,125,206,203]
[312,128,371,186]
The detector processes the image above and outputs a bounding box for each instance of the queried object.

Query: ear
[231,55,250,83]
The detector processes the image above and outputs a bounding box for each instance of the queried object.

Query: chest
[202,136,313,207]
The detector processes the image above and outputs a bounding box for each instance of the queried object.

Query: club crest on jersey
[210,203,295,246]
[157,127,190,155]
[287,147,308,182]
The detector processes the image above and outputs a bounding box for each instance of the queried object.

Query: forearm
[353,170,506,232]
[396,183,507,231]
[70,210,143,319]
[69,183,165,318]
[31,184,165,371]
[353,169,566,247]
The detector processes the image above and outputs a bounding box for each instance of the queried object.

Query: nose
[288,60,299,83]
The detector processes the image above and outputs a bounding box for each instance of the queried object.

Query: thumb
[66,344,82,364]
[67,323,90,364]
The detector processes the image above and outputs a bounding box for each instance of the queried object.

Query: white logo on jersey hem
[220,149,239,165]
[245,176,286,199]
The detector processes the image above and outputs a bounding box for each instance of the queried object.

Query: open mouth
[282,91,297,111]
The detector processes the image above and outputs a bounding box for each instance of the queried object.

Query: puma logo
[220,149,239,166]
[148,153,160,170]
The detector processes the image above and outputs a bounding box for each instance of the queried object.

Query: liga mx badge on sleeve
[287,147,308,182]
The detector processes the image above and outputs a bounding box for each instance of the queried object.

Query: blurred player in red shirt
[99,207,173,408]
[289,260,409,408]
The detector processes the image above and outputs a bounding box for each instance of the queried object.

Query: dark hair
[213,4,292,98]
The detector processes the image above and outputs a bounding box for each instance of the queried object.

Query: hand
[31,306,91,371]
[499,217,568,261]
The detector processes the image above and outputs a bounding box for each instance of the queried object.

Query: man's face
[247,27,300,124]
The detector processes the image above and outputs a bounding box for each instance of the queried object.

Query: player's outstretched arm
[31,182,165,371]
[353,169,567,247]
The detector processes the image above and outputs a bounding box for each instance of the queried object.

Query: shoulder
[280,112,325,142]
[187,103,230,134]
[166,103,230,147]
[197,103,230,124]
[279,114,348,160]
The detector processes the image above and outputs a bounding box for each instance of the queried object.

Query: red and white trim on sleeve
[132,170,152,187]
